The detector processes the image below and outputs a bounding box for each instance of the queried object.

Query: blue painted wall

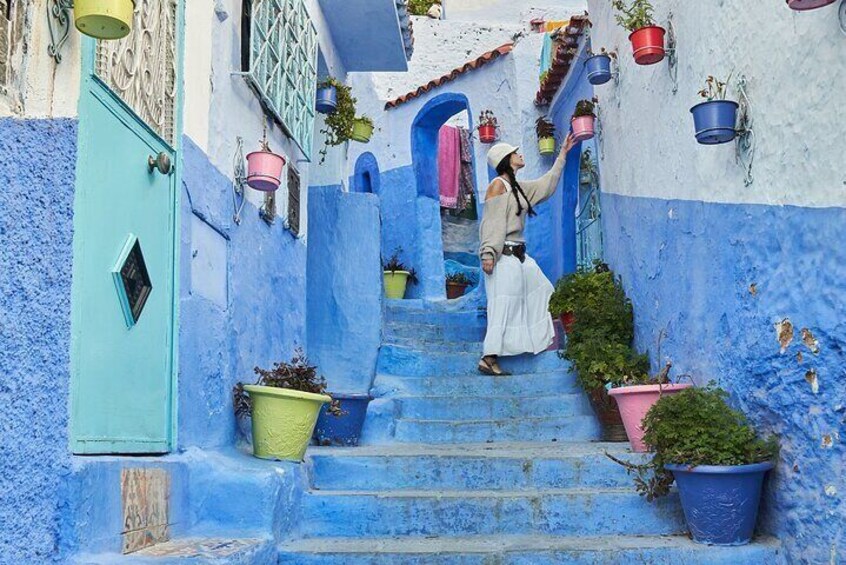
[0,118,76,563]
[602,193,846,563]
[306,185,382,394]
[178,136,307,449]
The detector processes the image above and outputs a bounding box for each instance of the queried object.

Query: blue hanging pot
[313,394,371,446]
[690,100,739,145]
[585,54,613,85]
[316,85,338,114]
[666,462,774,546]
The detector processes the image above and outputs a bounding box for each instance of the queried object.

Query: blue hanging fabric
[539,32,553,77]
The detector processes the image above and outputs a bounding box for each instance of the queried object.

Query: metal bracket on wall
[47,0,74,64]
[839,0,846,35]
[666,13,679,95]
[231,137,247,225]
[734,75,755,187]
[596,111,605,161]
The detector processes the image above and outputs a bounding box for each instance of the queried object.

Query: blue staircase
[280,302,781,563]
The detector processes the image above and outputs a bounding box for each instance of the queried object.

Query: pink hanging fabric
[438,125,461,208]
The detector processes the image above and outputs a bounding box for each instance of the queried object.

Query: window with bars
[244,0,318,160]
[287,166,301,236]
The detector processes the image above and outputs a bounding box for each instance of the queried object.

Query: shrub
[612,0,657,32]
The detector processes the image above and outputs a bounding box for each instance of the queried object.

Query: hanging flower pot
[538,137,556,155]
[629,26,666,65]
[690,100,739,145]
[478,109,498,143]
[585,52,613,85]
[609,383,693,452]
[351,117,374,143]
[313,394,371,447]
[384,271,410,299]
[571,98,597,142]
[535,117,556,155]
[75,0,135,40]
[246,147,286,192]
[786,0,836,10]
[315,85,338,114]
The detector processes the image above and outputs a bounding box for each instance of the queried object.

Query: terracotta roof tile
[385,43,514,110]
[535,14,590,107]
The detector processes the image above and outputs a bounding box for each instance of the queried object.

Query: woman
[478,134,576,376]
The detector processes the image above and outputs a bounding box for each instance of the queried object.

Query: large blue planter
[666,462,774,546]
[315,86,338,114]
[585,54,613,85]
[690,100,739,145]
[313,394,371,446]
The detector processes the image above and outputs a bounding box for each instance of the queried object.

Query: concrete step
[385,335,485,353]
[371,372,580,398]
[299,488,685,538]
[278,535,781,564]
[394,415,601,443]
[384,321,487,343]
[397,394,591,420]
[307,442,647,491]
[73,537,274,564]
[383,303,486,327]
[377,346,570,377]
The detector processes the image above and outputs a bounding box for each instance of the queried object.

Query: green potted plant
[319,80,358,163]
[351,116,375,143]
[446,272,473,299]
[571,98,597,142]
[608,385,778,546]
[612,0,666,65]
[535,117,556,155]
[233,350,338,462]
[383,248,419,299]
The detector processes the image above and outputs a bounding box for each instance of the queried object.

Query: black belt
[502,243,526,263]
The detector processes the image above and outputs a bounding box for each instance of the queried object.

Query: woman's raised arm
[521,133,576,206]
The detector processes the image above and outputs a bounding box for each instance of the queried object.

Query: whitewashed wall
[586,0,846,208]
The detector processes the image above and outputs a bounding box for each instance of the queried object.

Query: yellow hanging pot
[75,0,135,41]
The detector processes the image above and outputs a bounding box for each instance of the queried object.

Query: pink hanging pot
[571,115,596,142]
[608,383,693,452]
[246,149,286,192]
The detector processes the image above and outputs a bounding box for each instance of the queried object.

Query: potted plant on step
[319,80,358,163]
[549,273,578,334]
[585,47,614,85]
[446,272,473,299]
[313,394,372,447]
[246,132,286,192]
[613,0,666,65]
[571,98,597,143]
[383,248,418,299]
[478,110,498,143]
[608,385,778,546]
[787,0,836,10]
[233,350,337,462]
[690,74,739,145]
[316,77,340,114]
[351,116,375,143]
[535,117,557,155]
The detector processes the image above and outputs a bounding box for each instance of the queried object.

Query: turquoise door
[70,4,180,454]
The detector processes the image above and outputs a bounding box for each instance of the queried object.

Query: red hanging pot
[629,25,666,66]
[479,124,497,144]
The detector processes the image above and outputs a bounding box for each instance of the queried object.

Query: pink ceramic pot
[246,150,286,192]
[571,116,595,142]
[608,383,693,452]
[786,0,836,10]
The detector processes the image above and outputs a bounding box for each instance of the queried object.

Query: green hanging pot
[538,137,556,155]
[384,271,410,299]
[75,0,135,40]
[244,385,331,462]
[351,118,374,143]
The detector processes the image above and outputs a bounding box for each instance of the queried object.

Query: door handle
[148,152,173,175]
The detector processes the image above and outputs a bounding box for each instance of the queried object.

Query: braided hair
[496,156,536,217]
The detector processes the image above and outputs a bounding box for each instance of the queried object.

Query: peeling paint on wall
[804,369,819,395]
[775,318,794,354]
[802,328,820,355]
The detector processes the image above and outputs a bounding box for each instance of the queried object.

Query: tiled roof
[385,43,515,110]
[535,14,590,106]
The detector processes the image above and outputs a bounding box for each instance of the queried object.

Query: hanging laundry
[438,125,461,209]
[540,32,553,77]
[457,127,477,220]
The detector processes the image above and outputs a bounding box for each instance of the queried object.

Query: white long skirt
[483,253,555,357]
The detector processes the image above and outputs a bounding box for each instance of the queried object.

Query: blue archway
[353,152,380,194]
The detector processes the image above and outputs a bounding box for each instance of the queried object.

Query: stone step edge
[304,487,654,498]
[397,415,593,425]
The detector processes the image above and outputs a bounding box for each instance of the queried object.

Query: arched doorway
[353,152,380,194]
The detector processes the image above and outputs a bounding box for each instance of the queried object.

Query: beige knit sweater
[479,151,568,262]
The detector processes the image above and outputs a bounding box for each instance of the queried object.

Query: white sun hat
[486,143,519,170]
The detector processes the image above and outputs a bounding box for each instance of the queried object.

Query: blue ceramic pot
[313,394,371,446]
[666,462,774,546]
[690,100,739,145]
[315,85,338,114]
[585,54,613,85]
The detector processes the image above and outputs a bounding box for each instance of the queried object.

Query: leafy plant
[612,0,657,32]
[607,385,778,500]
[382,248,419,285]
[407,0,435,16]
[580,148,597,179]
[567,337,650,390]
[354,115,374,130]
[587,46,612,57]
[535,117,556,140]
[446,272,473,286]
[319,77,357,163]
[478,110,498,128]
[697,73,733,101]
[573,97,598,118]
[233,349,341,418]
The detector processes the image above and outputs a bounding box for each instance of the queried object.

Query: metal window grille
[247,0,318,159]
[287,166,301,236]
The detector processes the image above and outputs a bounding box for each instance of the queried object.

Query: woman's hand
[482,258,495,275]
[561,133,576,156]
